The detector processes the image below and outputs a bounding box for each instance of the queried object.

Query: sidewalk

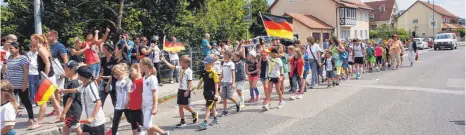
[17,80,201,135]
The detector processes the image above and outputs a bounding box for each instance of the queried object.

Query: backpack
[339,46,348,60]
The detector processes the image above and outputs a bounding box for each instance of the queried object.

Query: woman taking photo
[30,34,62,129]
[2,42,34,127]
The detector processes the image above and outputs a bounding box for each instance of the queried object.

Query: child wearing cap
[139,58,170,135]
[263,48,285,111]
[195,55,220,130]
[61,61,83,135]
[161,55,199,128]
[246,51,260,103]
[59,66,106,135]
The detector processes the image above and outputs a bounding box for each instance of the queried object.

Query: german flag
[261,14,293,40]
[163,36,185,53]
[34,72,58,105]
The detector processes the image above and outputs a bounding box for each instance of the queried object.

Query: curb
[24,93,177,135]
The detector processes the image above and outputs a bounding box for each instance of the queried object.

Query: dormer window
[369,13,375,19]
[379,5,386,13]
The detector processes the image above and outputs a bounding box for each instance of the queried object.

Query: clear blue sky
[268,0,465,19]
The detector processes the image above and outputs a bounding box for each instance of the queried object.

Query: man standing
[119,31,135,63]
[83,28,111,77]
[202,33,211,56]
[407,36,417,67]
[47,31,69,105]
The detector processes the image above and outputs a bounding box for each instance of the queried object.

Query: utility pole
[34,0,42,34]
[432,0,435,37]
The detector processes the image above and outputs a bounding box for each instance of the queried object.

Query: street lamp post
[34,0,42,34]
[432,0,435,37]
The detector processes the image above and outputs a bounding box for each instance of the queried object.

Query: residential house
[268,0,373,44]
[396,0,463,38]
[365,0,398,30]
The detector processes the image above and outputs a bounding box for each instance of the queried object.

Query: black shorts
[177,89,191,105]
[354,57,364,64]
[204,94,217,109]
[129,110,143,130]
[268,78,279,84]
[349,62,354,65]
[65,113,80,128]
[82,124,105,135]
[376,56,382,64]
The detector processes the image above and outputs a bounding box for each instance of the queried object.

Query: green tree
[249,0,269,37]
[459,29,465,38]
[397,29,409,42]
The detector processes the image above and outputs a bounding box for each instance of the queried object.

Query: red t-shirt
[129,78,143,110]
[83,41,100,65]
[375,46,383,56]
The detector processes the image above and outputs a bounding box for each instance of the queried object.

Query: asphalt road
[114,46,465,135]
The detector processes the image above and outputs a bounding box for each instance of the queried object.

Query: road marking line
[341,84,465,95]
[446,78,465,88]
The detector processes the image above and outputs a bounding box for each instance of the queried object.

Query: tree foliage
[249,0,269,37]
[1,0,252,48]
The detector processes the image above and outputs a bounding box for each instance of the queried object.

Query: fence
[158,45,204,83]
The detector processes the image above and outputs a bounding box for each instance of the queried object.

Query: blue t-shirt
[304,53,310,71]
[51,42,68,63]
[120,40,134,61]
[323,42,329,50]
[202,39,210,56]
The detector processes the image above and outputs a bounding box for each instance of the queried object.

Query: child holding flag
[59,66,106,135]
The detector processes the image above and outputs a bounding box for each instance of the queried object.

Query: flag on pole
[34,72,58,105]
[163,36,185,52]
[261,14,293,40]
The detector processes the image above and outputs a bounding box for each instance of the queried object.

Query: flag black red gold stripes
[261,14,293,39]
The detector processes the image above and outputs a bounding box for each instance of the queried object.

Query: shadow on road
[449,120,465,125]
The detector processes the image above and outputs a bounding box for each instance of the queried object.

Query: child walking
[289,49,304,100]
[59,66,106,135]
[161,55,199,128]
[110,63,133,135]
[263,48,285,111]
[246,51,260,102]
[375,44,383,72]
[61,61,82,135]
[259,52,269,104]
[196,55,220,130]
[219,51,240,116]
[129,64,144,135]
[324,51,336,88]
[366,43,375,72]
[139,58,170,135]
[1,80,18,135]
[233,53,246,108]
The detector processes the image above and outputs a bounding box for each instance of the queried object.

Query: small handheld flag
[34,72,58,105]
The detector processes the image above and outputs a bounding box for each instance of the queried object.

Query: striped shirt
[6,55,29,89]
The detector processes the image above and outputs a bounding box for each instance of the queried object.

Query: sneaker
[170,81,174,84]
[211,118,219,125]
[297,94,303,99]
[249,98,255,103]
[236,104,241,112]
[192,112,199,123]
[105,129,112,135]
[290,94,296,100]
[163,131,170,135]
[220,111,229,117]
[255,95,260,102]
[159,83,163,86]
[138,130,146,135]
[240,104,246,109]
[327,84,331,88]
[199,121,208,130]
[336,81,340,86]
[175,121,187,128]
[277,101,285,109]
[262,104,269,111]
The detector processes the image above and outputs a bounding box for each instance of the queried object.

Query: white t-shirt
[142,75,158,110]
[77,82,105,127]
[27,51,39,75]
[308,44,321,60]
[176,66,192,90]
[168,52,179,61]
[221,61,235,82]
[115,78,132,110]
[268,57,283,78]
[213,61,222,75]
[0,102,16,129]
[325,57,333,71]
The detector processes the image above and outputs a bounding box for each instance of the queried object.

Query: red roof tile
[284,13,334,30]
[365,0,396,21]
[419,1,457,18]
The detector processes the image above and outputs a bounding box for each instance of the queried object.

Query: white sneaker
[277,101,285,109]
[297,94,303,99]
[290,94,296,100]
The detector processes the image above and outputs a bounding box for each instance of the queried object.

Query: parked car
[413,38,428,49]
[434,33,458,50]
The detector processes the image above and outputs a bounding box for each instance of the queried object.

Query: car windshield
[436,34,453,39]
[414,39,421,42]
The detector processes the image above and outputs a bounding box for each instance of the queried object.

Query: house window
[355,30,358,38]
[379,5,385,13]
[369,13,375,19]
[412,19,418,24]
[360,30,363,39]
[293,34,299,40]
[365,30,368,39]
[289,0,297,3]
